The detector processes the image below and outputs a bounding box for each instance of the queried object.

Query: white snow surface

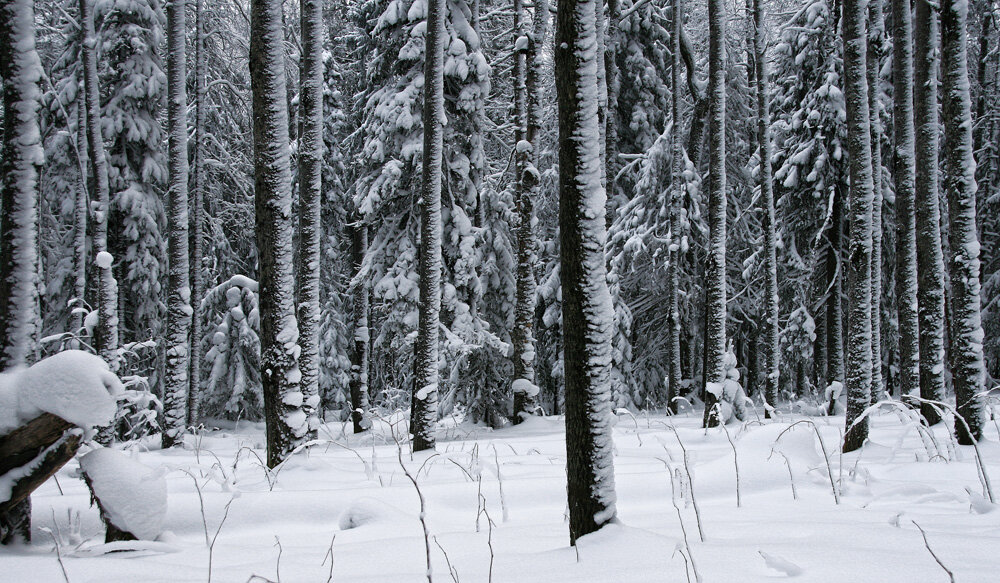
[0,350,123,435]
[79,448,167,540]
[6,412,1000,582]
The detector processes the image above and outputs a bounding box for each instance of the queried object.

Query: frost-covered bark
[411,0,446,452]
[841,0,875,453]
[702,0,729,428]
[73,97,89,335]
[297,0,324,434]
[914,0,947,424]
[752,0,780,417]
[250,0,308,467]
[0,0,44,544]
[188,0,207,427]
[941,0,986,443]
[666,0,684,414]
[892,0,920,401]
[162,0,192,449]
[80,0,119,372]
[350,222,371,434]
[867,0,885,403]
[512,0,541,422]
[556,0,618,544]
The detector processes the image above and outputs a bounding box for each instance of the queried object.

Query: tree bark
[914,0,947,425]
[79,0,119,373]
[841,0,876,453]
[867,0,886,403]
[162,0,192,449]
[941,0,986,443]
[826,187,845,388]
[752,0,780,418]
[411,0,446,452]
[556,0,618,544]
[188,0,207,429]
[297,0,324,435]
[73,96,89,336]
[892,0,921,403]
[350,221,371,433]
[251,0,308,468]
[701,0,729,428]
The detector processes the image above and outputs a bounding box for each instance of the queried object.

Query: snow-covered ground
[5,409,1000,582]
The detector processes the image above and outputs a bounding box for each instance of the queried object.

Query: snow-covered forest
[2,0,1000,579]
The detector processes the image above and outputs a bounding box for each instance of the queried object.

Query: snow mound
[1,350,123,435]
[759,550,804,576]
[338,497,408,530]
[80,448,167,540]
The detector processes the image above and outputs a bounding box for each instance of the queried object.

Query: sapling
[773,420,839,504]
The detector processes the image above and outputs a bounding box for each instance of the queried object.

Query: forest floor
[4,406,1000,582]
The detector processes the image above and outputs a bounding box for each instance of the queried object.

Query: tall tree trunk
[827,187,845,388]
[79,0,119,372]
[666,0,684,415]
[605,0,620,206]
[752,0,780,418]
[350,221,371,433]
[297,0,324,435]
[411,0,446,452]
[73,96,89,336]
[842,0,876,453]
[188,0,207,427]
[556,0,618,544]
[867,0,885,403]
[914,0,947,424]
[251,0,308,468]
[162,0,192,449]
[512,0,540,422]
[0,0,44,544]
[941,0,986,443]
[892,0,921,403]
[702,0,729,428]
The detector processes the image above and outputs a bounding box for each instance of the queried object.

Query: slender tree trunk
[411,0,446,452]
[841,0,876,453]
[666,0,684,415]
[605,0,620,206]
[827,187,845,388]
[73,96,89,335]
[251,0,308,468]
[941,0,986,443]
[188,0,207,428]
[914,0,947,424]
[0,0,44,544]
[867,0,886,403]
[79,0,119,372]
[162,0,192,449]
[350,221,371,433]
[297,0,324,435]
[556,0,618,544]
[512,0,540,422]
[702,0,729,428]
[752,0,780,418]
[892,0,921,404]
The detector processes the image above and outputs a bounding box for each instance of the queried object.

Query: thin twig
[911,520,956,583]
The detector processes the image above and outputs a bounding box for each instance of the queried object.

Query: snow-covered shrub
[780,305,817,397]
[200,276,261,420]
[705,349,751,424]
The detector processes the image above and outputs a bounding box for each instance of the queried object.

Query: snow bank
[0,350,123,435]
[79,448,167,540]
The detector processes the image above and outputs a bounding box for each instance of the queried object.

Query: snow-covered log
[79,448,167,542]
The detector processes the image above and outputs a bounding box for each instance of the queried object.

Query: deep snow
[4,408,1000,582]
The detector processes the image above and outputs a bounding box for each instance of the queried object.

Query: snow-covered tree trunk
[411,0,447,452]
[79,0,119,372]
[0,0,44,544]
[892,0,921,402]
[512,0,539,422]
[250,0,308,467]
[941,0,986,443]
[73,97,88,336]
[666,0,684,414]
[841,0,876,453]
[350,221,370,434]
[867,0,885,403]
[556,0,618,544]
[162,0,192,449]
[827,188,845,391]
[752,0,780,417]
[604,0,620,203]
[188,0,207,427]
[702,0,729,428]
[914,0,947,425]
[297,0,324,435]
